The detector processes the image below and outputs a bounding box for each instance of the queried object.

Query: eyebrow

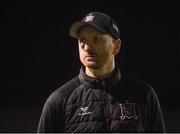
[78,33,104,39]
[77,34,85,40]
[78,32,83,37]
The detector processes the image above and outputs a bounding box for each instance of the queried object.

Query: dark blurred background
[1,0,179,132]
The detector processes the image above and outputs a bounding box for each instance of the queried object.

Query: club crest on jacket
[119,102,138,120]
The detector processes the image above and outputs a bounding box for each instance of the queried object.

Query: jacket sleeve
[146,86,166,132]
[37,96,65,133]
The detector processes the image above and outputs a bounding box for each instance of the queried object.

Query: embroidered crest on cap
[119,102,138,120]
[84,15,94,22]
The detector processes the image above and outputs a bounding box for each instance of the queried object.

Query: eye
[78,37,86,44]
[93,36,102,43]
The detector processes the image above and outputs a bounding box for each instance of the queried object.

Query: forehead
[78,26,104,37]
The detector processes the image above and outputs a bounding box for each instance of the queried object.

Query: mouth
[84,53,97,62]
[84,51,97,57]
[85,54,96,58]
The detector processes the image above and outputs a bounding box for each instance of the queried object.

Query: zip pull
[101,79,106,86]
[105,118,111,124]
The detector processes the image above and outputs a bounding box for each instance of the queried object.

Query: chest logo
[119,103,138,120]
[78,106,92,116]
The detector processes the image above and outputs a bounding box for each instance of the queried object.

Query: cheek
[101,45,113,56]
[101,48,114,63]
[78,49,84,61]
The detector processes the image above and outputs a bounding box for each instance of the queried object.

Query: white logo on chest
[78,106,92,116]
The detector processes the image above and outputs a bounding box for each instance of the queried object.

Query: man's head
[69,12,121,77]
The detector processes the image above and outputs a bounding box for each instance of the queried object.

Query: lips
[84,53,97,61]
[85,54,96,58]
[85,52,97,57]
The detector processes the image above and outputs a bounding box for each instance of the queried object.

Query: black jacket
[37,66,165,133]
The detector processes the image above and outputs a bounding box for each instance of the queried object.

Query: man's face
[78,26,116,70]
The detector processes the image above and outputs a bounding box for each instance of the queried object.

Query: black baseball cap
[69,12,120,39]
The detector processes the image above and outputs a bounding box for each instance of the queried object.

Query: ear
[112,39,121,55]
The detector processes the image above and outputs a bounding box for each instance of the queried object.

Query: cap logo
[112,23,118,32]
[84,15,94,22]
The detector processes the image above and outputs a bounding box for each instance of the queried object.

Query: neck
[85,60,115,79]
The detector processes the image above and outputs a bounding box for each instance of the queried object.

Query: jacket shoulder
[46,76,81,105]
[119,74,157,98]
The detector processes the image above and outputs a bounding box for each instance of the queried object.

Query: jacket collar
[78,66,121,88]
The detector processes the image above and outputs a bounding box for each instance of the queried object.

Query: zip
[105,87,111,132]
[99,83,107,132]
[101,80,111,132]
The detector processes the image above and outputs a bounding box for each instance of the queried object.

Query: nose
[84,43,91,51]
[82,40,92,51]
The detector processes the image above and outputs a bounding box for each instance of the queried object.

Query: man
[37,12,166,132]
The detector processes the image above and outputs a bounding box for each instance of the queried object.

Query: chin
[83,62,100,69]
[84,63,96,67]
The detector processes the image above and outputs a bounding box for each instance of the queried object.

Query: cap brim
[69,21,108,38]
